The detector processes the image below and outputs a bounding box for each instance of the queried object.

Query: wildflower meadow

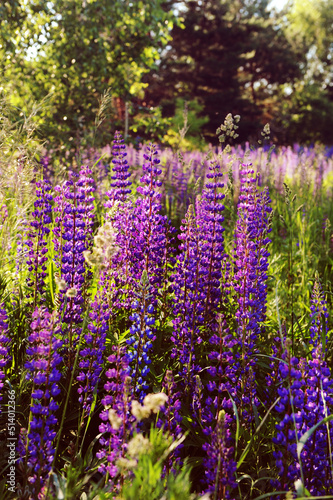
[0,112,333,500]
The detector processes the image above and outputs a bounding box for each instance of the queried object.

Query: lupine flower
[130,143,168,294]
[0,307,11,414]
[76,296,110,415]
[53,170,94,359]
[200,316,238,492]
[200,164,271,489]
[25,180,53,307]
[199,159,226,326]
[231,163,272,421]
[97,347,133,489]
[126,273,156,402]
[234,164,272,352]
[104,142,170,314]
[202,411,237,499]
[271,332,333,494]
[105,131,132,206]
[18,307,62,494]
[170,203,203,390]
[103,134,134,310]
[171,160,225,393]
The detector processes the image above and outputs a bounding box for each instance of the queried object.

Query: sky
[268,0,289,10]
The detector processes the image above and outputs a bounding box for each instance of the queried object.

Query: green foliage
[119,429,195,500]
[275,83,333,144]
[1,0,333,146]
[130,105,172,142]
[286,0,333,77]
[165,98,209,151]
[1,0,175,148]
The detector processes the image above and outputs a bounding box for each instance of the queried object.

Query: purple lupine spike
[102,142,168,312]
[101,201,135,311]
[234,164,272,350]
[202,411,237,499]
[121,144,168,304]
[126,273,156,402]
[203,316,240,430]
[200,163,272,486]
[105,131,132,206]
[97,346,133,489]
[18,307,62,495]
[132,144,167,287]
[25,180,53,307]
[59,175,86,319]
[200,315,239,493]
[77,166,95,249]
[170,203,203,391]
[199,160,226,327]
[54,172,92,360]
[232,163,272,420]
[156,370,183,476]
[170,160,226,394]
[270,335,333,495]
[0,307,11,414]
[76,296,110,415]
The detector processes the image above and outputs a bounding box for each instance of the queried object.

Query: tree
[271,0,333,144]
[275,83,333,144]
[144,0,304,143]
[1,0,175,148]
[286,0,333,91]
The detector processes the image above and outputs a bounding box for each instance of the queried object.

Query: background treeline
[1,0,332,150]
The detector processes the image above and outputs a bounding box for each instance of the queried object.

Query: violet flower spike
[105,130,132,206]
[0,307,11,415]
[97,346,133,490]
[26,180,53,308]
[18,307,63,495]
[77,295,110,415]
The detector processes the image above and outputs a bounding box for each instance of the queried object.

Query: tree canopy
[0,0,332,148]
[144,0,305,142]
[1,0,174,148]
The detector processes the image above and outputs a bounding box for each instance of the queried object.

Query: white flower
[131,400,151,421]
[127,433,151,458]
[108,409,122,430]
[143,392,168,413]
[66,287,77,298]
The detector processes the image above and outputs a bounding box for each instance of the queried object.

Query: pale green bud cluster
[131,392,168,421]
[83,218,118,268]
[216,113,240,144]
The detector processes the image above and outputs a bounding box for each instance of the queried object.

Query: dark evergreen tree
[146,0,303,142]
